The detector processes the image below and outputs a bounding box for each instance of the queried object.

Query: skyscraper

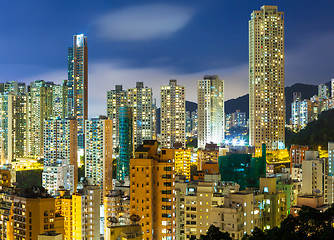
[130,140,176,240]
[107,85,127,152]
[249,5,285,154]
[43,118,78,194]
[68,34,88,149]
[197,75,224,148]
[0,92,27,163]
[85,116,113,203]
[127,82,155,149]
[27,80,54,157]
[160,79,186,148]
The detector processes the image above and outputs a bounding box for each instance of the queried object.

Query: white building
[197,75,224,148]
[42,160,75,196]
[302,151,330,204]
[127,82,155,149]
[160,79,186,148]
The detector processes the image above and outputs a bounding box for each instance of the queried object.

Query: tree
[199,225,232,240]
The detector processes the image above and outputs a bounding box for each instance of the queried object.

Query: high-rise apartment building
[0,92,27,163]
[183,182,224,239]
[197,75,224,148]
[27,80,53,157]
[302,151,330,204]
[160,79,186,148]
[85,116,113,203]
[117,107,132,180]
[130,140,176,240]
[107,85,127,152]
[291,97,313,132]
[127,82,155,149]
[51,80,68,119]
[249,5,285,154]
[43,118,77,194]
[11,187,65,240]
[318,84,328,99]
[55,190,73,240]
[67,34,88,149]
[72,184,100,240]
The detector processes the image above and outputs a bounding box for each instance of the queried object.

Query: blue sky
[1,0,334,117]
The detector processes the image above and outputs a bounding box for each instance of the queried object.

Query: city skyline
[0,1,334,117]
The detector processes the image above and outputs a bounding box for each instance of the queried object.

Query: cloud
[95,4,194,41]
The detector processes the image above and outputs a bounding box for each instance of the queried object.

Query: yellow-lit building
[72,184,100,240]
[175,148,191,180]
[130,140,176,240]
[0,191,13,240]
[106,224,142,240]
[104,189,131,239]
[55,190,73,240]
[0,169,11,189]
[197,144,219,171]
[249,5,285,155]
[11,186,64,240]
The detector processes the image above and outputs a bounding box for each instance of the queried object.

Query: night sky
[1,0,334,117]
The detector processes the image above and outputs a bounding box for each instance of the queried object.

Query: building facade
[249,5,285,154]
[130,140,176,240]
[85,117,113,203]
[197,75,224,148]
[107,85,127,153]
[67,34,88,149]
[127,82,155,149]
[160,80,186,148]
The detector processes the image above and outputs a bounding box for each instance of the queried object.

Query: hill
[285,108,334,150]
[225,82,322,121]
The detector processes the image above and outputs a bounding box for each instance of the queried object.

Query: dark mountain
[156,101,197,134]
[286,108,334,150]
[225,82,326,122]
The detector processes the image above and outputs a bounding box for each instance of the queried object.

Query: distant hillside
[286,108,334,150]
[226,82,323,122]
[156,101,197,134]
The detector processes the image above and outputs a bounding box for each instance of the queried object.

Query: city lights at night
[0,1,334,240]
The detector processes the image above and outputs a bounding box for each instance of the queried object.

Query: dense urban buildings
[160,79,186,148]
[1,4,334,240]
[249,5,285,155]
[197,75,224,148]
[42,118,78,195]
